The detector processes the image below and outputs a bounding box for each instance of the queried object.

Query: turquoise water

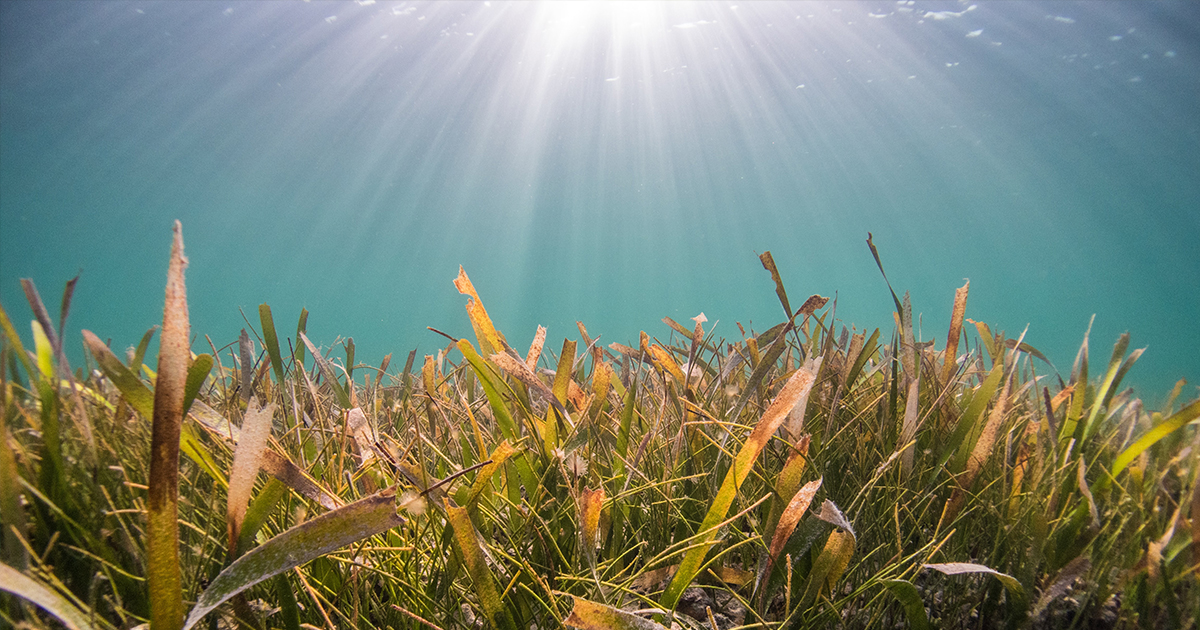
[2,1,1196,404]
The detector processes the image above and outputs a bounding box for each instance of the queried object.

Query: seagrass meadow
[1,224,1198,630]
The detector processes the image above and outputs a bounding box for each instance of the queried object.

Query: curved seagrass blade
[0,563,99,630]
[183,489,404,630]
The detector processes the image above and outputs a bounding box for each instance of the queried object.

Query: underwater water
[1,1,1196,403]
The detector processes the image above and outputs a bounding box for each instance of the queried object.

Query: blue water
[2,1,1197,404]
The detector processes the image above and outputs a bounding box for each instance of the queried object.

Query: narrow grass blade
[56,272,78,345]
[183,488,404,630]
[0,563,95,630]
[924,562,1024,600]
[148,220,191,630]
[258,304,286,387]
[661,359,820,611]
[881,580,931,630]
[446,500,517,630]
[565,597,668,630]
[227,402,276,553]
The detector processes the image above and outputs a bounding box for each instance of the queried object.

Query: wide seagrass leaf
[0,564,98,630]
[458,339,519,442]
[1108,398,1200,485]
[183,489,404,630]
[298,332,350,409]
[490,348,569,421]
[447,500,518,630]
[565,597,668,630]
[759,477,822,604]
[944,371,1014,526]
[759,251,793,320]
[0,303,35,380]
[455,266,506,357]
[182,353,212,415]
[661,359,820,611]
[800,529,856,609]
[1031,556,1091,618]
[0,413,29,569]
[227,402,276,553]
[82,329,154,418]
[148,220,191,630]
[188,400,342,509]
[258,304,286,387]
[924,562,1024,600]
[579,486,605,564]
[526,324,547,369]
[725,322,792,424]
[881,579,931,630]
[1081,333,1140,442]
[940,281,969,386]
